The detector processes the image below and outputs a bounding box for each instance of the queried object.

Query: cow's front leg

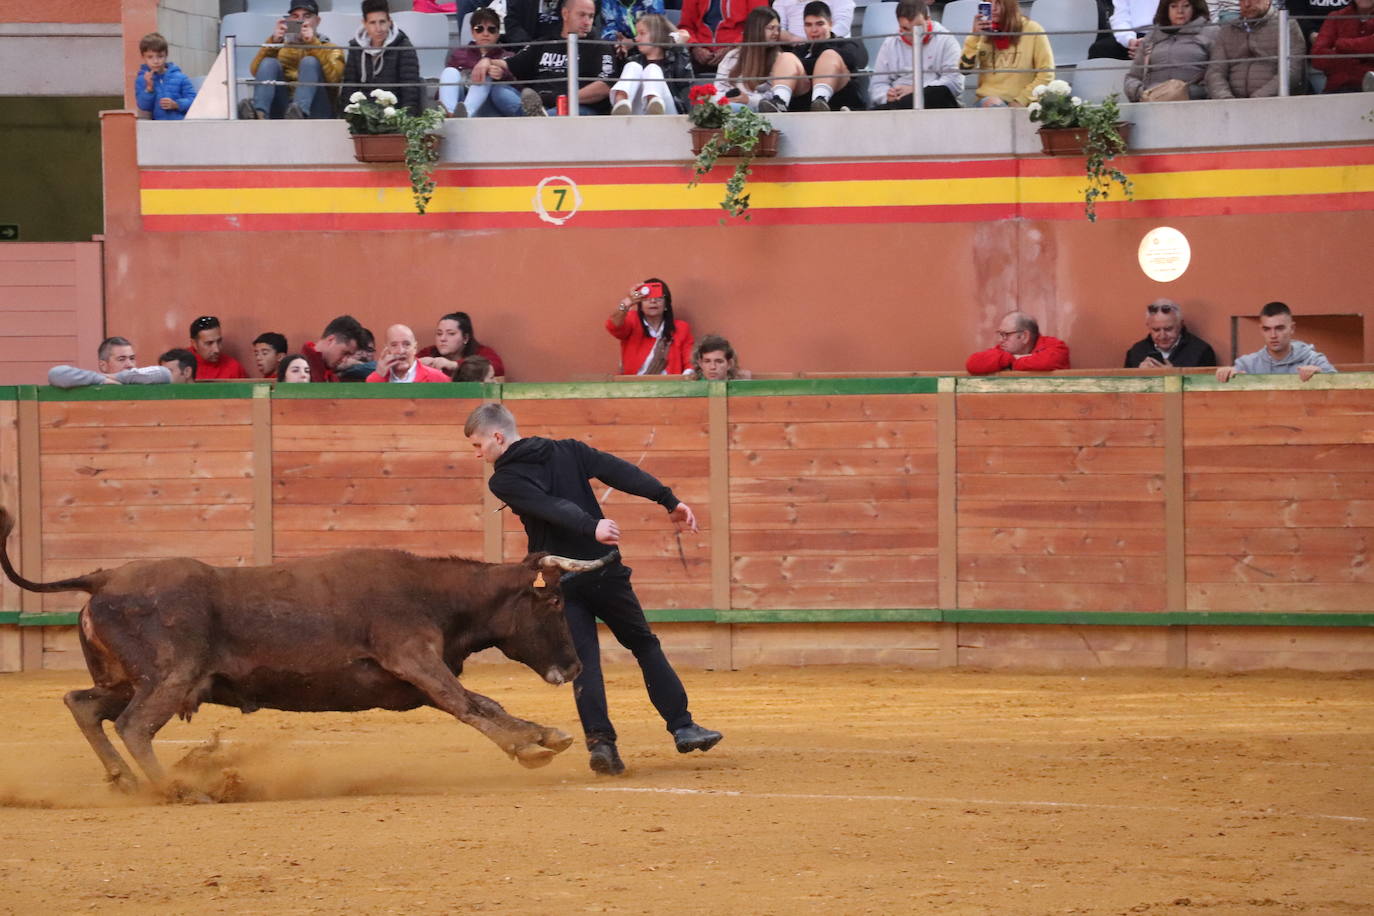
[466,691,574,755]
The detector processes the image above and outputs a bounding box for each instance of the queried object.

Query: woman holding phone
[605,278,696,376]
[959,0,1055,107]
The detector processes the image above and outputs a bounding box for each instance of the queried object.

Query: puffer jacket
[1312,4,1374,93]
[1204,3,1304,99]
[251,34,346,86]
[1124,16,1216,101]
[342,25,422,115]
[134,61,197,120]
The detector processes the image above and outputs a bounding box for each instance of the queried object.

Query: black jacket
[489,436,679,561]
[342,29,422,116]
[1123,326,1218,368]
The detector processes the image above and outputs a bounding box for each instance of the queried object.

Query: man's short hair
[253,331,288,354]
[560,0,583,11]
[464,402,518,437]
[98,336,132,362]
[361,0,389,16]
[1260,301,1292,319]
[139,32,169,54]
[189,315,220,339]
[320,314,366,346]
[355,327,376,355]
[471,6,500,29]
[1010,312,1040,342]
[453,356,492,382]
[896,0,928,19]
[159,348,197,379]
[803,0,832,19]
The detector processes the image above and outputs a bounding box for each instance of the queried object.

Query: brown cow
[0,508,614,797]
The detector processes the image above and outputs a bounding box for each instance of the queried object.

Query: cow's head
[493,552,612,686]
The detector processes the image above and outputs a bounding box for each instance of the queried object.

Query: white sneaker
[1364,70,1374,92]
[646,96,665,115]
[611,98,632,115]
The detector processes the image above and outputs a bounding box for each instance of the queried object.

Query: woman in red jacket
[605,278,696,376]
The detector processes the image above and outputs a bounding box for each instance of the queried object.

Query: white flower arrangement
[342,88,416,136]
[1026,82,1134,222]
[341,86,446,215]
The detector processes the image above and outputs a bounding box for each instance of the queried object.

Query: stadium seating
[939,0,978,42]
[1030,0,1097,69]
[318,11,358,44]
[860,1,898,69]
[392,11,453,80]
[1067,56,1126,101]
[219,13,279,87]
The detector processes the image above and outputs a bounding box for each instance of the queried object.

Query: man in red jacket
[679,0,771,73]
[965,311,1071,374]
[188,315,248,380]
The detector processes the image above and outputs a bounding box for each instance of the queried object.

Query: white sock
[771,85,792,106]
[813,84,833,102]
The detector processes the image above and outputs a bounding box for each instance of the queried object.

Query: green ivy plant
[1029,81,1134,222]
[686,88,775,222]
[343,88,445,215]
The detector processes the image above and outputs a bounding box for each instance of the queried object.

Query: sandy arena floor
[0,664,1370,915]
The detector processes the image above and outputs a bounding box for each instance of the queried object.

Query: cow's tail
[0,507,103,594]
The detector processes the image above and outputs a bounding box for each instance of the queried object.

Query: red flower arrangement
[687,84,729,129]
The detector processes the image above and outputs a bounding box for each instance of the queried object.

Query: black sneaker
[520,88,548,117]
[236,98,262,120]
[758,94,787,113]
[810,96,831,112]
[673,723,723,754]
[588,740,625,775]
[284,101,307,119]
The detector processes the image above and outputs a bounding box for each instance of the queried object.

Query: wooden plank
[1187,583,1374,612]
[729,421,936,451]
[42,478,255,506]
[958,554,1164,584]
[602,479,710,507]
[274,505,482,532]
[731,581,939,609]
[42,556,250,579]
[276,533,487,559]
[937,376,957,613]
[731,554,938,583]
[1187,500,1374,528]
[252,388,273,567]
[1185,526,1373,555]
[272,398,483,426]
[1163,374,1185,614]
[41,425,255,453]
[42,505,253,531]
[480,458,502,563]
[1185,444,1374,473]
[272,477,485,506]
[725,394,937,422]
[1183,416,1374,447]
[731,530,938,554]
[0,310,77,336]
[956,419,1164,448]
[959,582,1166,612]
[505,397,709,427]
[730,475,937,502]
[707,383,731,672]
[624,583,714,609]
[17,398,41,615]
[1184,626,1374,672]
[0,401,20,612]
[272,450,485,479]
[43,531,254,559]
[0,338,77,362]
[1185,472,1374,500]
[956,473,1164,502]
[958,527,1166,555]
[274,423,709,453]
[1185,389,1374,416]
[729,448,936,477]
[40,400,253,428]
[1186,555,1374,584]
[958,446,1165,474]
[730,501,937,530]
[956,392,1164,420]
[40,451,254,480]
[958,500,1165,529]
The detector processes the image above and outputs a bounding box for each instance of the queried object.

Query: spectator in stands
[277,353,313,382]
[1123,299,1218,368]
[610,13,693,114]
[760,1,867,111]
[714,7,802,108]
[337,326,377,381]
[1205,0,1304,98]
[252,332,288,379]
[302,315,366,382]
[188,315,249,380]
[48,337,171,388]
[689,334,744,380]
[960,0,1054,106]
[1124,0,1217,100]
[366,324,452,383]
[239,1,345,120]
[1311,0,1374,92]
[1089,0,1159,59]
[680,0,771,75]
[607,278,695,375]
[966,312,1071,374]
[602,0,666,41]
[1216,302,1337,382]
[439,8,522,117]
[1287,0,1351,43]
[774,0,855,40]
[342,0,423,117]
[158,349,198,383]
[453,355,497,382]
[510,0,618,115]
[418,312,506,377]
[870,0,963,110]
[504,0,606,43]
[134,32,196,121]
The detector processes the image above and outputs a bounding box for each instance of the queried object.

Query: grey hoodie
[1233,340,1337,375]
[47,365,172,389]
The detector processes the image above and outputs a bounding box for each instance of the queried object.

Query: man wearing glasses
[1123,299,1217,369]
[965,311,1071,375]
[188,316,249,380]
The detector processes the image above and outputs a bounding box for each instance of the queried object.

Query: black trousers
[562,563,692,745]
[872,86,960,110]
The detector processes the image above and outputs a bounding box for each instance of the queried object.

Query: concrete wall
[0,23,123,95]
[158,0,220,78]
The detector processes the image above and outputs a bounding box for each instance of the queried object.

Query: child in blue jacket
[134,32,196,120]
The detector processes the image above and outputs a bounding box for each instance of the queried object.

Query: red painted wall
[0,0,121,23]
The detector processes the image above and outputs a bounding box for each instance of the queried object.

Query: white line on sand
[572,786,1369,823]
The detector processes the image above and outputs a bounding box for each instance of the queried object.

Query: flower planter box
[689,127,780,158]
[1038,122,1133,156]
[351,133,440,164]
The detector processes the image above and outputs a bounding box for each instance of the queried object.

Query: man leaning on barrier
[965,311,1071,374]
[1216,301,1337,382]
[239,0,345,120]
[1123,299,1218,369]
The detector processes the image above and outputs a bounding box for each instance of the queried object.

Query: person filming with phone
[959,0,1054,107]
[240,0,345,120]
[606,278,696,376]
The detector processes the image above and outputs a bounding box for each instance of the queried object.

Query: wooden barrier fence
[1,374,1370,672]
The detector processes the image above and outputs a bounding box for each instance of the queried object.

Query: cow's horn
[540,550,619,573]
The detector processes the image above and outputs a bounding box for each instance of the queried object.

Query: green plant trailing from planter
[1029,80,1134,222]
[686,86,775,221]
[343,88,445,215]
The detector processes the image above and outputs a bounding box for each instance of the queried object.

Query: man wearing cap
[1123,299,1217,369]
[239,1,345,120]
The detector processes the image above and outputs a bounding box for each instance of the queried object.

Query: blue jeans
[252,55,333,118]
[439,72,524,117]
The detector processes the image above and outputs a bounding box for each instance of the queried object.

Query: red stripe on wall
[1017,144,1374,178]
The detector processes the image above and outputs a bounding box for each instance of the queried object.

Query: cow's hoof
[106,769,138,794]
[540,727,574,753]
[164,780,216,805]
[513,744,557,769]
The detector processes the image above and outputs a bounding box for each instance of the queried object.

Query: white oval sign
[532,176,582,226]
[1138,226,1191,283]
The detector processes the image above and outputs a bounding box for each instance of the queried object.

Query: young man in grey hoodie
[1216,301,1338,383]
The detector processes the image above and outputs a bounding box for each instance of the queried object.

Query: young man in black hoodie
[464,403,723,775]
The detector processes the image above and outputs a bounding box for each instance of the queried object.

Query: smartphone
[637,282,665,299]
[977,2,992,24]
[284,19,302,42]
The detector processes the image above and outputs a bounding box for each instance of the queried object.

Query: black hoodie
[489,436,680,561]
